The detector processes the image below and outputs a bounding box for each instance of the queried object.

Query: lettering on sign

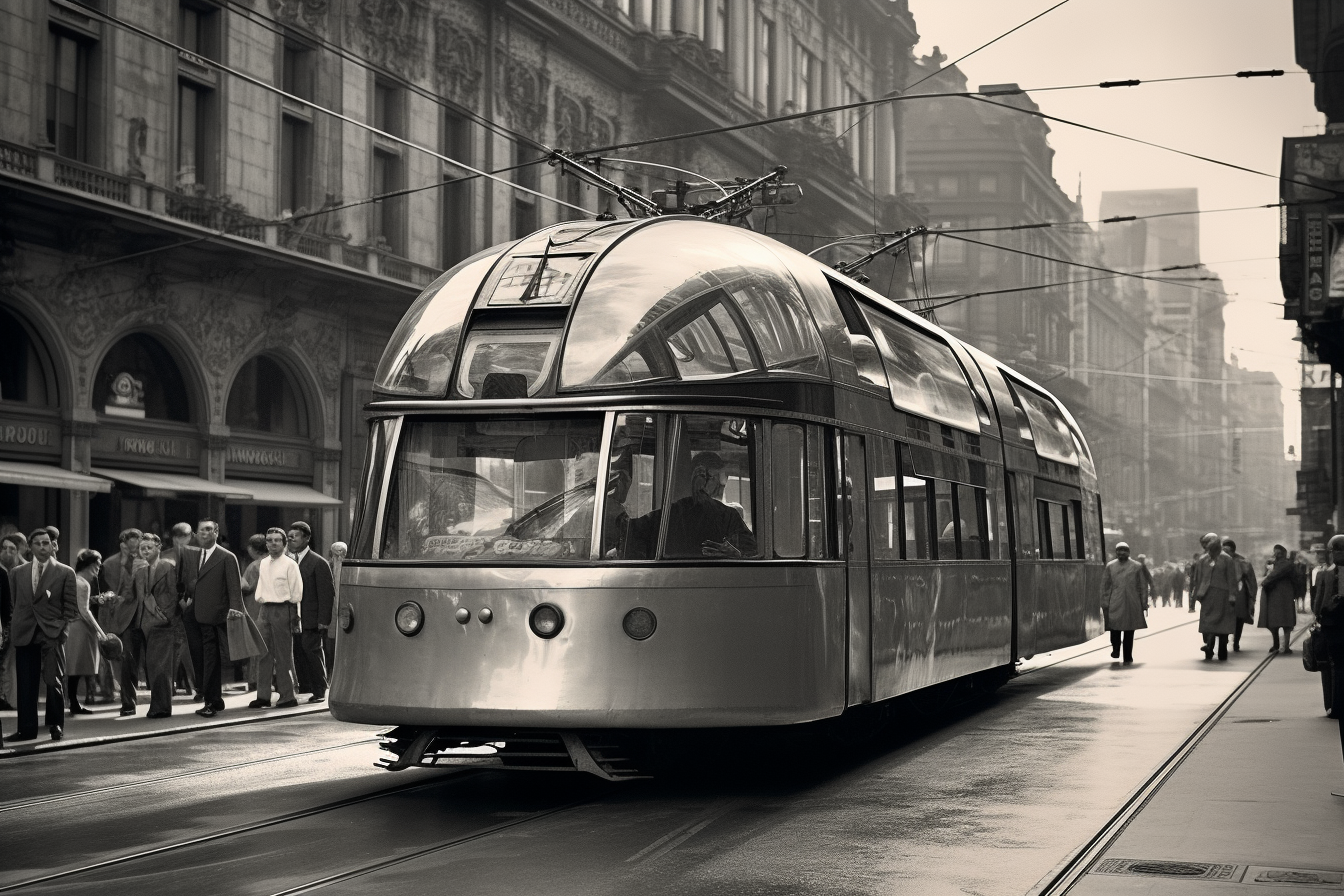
[0,424,53,447]
[119,437,180,457]
[227,446,301,468]
[1305,212,1326,314]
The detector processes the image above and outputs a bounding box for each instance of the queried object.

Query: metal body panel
[870,561,1012,700]
[330,564,847,728]
[1018,560,1103,653]
[844,434,872,705]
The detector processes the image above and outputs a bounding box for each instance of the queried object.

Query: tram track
[1024,624,1299,896]
[0,770,473,893]
[0,736,380,814]
[1016,617,1201,677]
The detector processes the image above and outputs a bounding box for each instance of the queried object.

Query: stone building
[0,0,922,558]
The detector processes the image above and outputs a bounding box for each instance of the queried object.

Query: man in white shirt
[248,528,302,709]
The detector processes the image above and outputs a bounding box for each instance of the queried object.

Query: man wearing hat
[1258,544,1297,655]
[1100,542,1148,664]
[1190,533,1240,660]
[1221,538,1257,652]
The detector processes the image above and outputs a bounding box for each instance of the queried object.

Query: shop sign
[226,445,306,470]
[0,420,58,453]
[93,426,200,463]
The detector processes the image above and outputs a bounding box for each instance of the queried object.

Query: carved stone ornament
[104,371,146,418]
[553,89,584,148]
[434,19,482,105]
[350,0,431,80]
[269,0,330,31]
[126,117,147,179]
[498,57,549,134]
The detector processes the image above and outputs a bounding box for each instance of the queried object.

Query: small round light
[478,607,493,624]
[622,607,657,641]
[529,604,564,639]
[395,601,424,636]
[455,607,471,624]
[338,604,354,632]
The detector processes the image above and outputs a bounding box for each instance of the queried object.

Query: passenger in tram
[1190,533,1240,661]
[1221,538,1258,652]
[1100,542,1148,664]
[624,452,756,559]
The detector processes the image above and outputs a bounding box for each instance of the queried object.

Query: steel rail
[1024,627,1296,896]
[0,771,472,892]
[0,737,377,814]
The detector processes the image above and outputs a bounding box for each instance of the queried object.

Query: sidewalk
[1067,625,1344,894]
[0,681,328,757]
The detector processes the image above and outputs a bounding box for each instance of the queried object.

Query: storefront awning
[222,479,344,507]
[0,460,111,493]
[91,468,254,500]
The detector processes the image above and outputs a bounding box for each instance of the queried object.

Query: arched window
[95,333,193,422]
[0,306,57,406]
[226,355,309,437]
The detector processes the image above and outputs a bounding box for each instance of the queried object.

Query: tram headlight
[338,604,354,632]
[395,601,425,636]
[529,604,564,639]
[622,607,657,641]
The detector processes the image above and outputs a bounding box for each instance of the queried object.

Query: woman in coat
[67,549,110,714]
[1257,543,1298,654]
[1190,533,1240,660]
[1101,542,1149,664]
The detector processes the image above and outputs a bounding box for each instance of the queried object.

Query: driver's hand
[701,539,741,558]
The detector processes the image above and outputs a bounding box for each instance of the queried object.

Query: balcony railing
[0,138,440,287]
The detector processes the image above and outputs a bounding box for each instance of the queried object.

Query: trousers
[15,633,66,734]
[256,603,298,704]
[1109,629,1135,661]
[1321,626,1344,767]
[199,621,228,708]
[143,622,177,715]
[116,626,147,710]
[299,629,328,697]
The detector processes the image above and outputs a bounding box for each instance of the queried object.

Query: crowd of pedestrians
[0,519,341,744]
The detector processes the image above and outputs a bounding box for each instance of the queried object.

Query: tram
[330,216,1106,779]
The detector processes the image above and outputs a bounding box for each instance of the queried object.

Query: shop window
[94,334,192,422]
[0,307,56,405]
[226,355,309,437]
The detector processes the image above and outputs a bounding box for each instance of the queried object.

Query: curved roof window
[1010,380,1079,466]
[559,220,828,389]
[227,355,309,437]
[95,333,193,422]
[860,309,980,432]
[0,306,56,406]
[374,245,506,397]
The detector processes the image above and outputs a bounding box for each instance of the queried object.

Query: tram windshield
[1011,382,1079,466]
[380,416,605,561]
[559,221,827,389]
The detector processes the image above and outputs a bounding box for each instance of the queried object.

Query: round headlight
[529,604,564,639]
[395,601,424,636]
[622,607,657,641]
[338,604,354,633]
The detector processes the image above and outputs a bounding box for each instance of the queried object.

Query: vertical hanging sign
[1304,206,1327,318]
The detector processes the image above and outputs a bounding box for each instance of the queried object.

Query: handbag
[1302,625,1322,673]
[227,612,268,661]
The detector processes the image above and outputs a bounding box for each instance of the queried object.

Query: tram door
[843,433,872,706]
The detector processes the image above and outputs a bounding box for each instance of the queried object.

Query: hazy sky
[904,0,1321,453]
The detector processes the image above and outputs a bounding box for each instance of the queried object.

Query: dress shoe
[146,710,171,719]
[119,707,136,717]
[49,726,63,741]
[1110,647,1120,659]
[195,706,217,718]
[211,700,226,712]
[1233,642,1241,652]
[192,693,204,703]
[8,731,36,742]
[247,699,271,709]
[1202,646,1213,660]
[1282,647,1293,654]
[307,694,325,703]
[1122,658,1133,665]
[275,699,299,708]
[70,706,94,715]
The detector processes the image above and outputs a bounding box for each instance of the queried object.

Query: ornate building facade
[0,0,922,557]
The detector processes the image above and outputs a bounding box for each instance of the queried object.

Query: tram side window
[806,425,829,559]
[934,480,956,559]
[1071,499,1087,561]
[903,475,932,559]
[1037,499,1079,560]
[603,413,664,559]
[871,439,901,561]
[772,423,806,559]
[956,483,990,559]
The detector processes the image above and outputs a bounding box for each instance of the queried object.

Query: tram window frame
[1037,498,1080,560]
[870,438,901,561]
[902,474,932,560]
[1071,499,1087,561]
[934,479,956,560]
[956,483,990,559]
[350,417,392,560]
[806,424,830,559]
[771,422,806,559]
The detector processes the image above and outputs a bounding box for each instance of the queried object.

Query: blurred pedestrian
[0,531,24,710]
[288,521,333,703]
[240,533,266,692]
[1308,543,1328,612]
[0,546,9,745]
[1170,560,1187,609]
[250,528,300,709]
[1222,538,1257,652]
[134,534,179,718]
[8,528,77,741]
[67,549,110,714]
[161,521,201,701]
[100,528,146,716]
[1187,552,1202,613]
[1314,537,1341,716]
[1312,535,1344,781]
[1191,533,1239,661]
[1101,542,1148,664]
[1258,544,1297,655]
[180,520,243,718]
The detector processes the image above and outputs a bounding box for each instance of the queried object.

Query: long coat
[8,559,78,645]
[182,546,243,626]
[1258,557,1298,629]
[1101,557,1150,631]
[1190,551,1240,635]
[135,559,180,632]
[295,550,335,631]
[1229,552,1258,623]
[98,550,143,635]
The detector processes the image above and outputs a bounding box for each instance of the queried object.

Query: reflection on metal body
[330,564,847,727]
[844,433,873,706]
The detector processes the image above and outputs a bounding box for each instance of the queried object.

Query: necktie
[32,561,43,593]
[201,548,208,570]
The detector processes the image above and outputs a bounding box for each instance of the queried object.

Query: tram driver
[624,452,756,559]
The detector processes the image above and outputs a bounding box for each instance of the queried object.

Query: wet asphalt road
[0,606,1301,896]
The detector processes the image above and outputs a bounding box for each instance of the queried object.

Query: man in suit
[1222,537,1258,652]
[0,544,10,745]
[100,528,145,716]
[0,531,26,711]
[180,520,243,717]
[134,533,180,718]
[160,522,201,701]
[287,521,333,702]
[1313,535,1344,783]
[8,528,78,741]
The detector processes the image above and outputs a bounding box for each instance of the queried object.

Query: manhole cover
[1232,718,1281,724]
[1092,859,1241,881]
